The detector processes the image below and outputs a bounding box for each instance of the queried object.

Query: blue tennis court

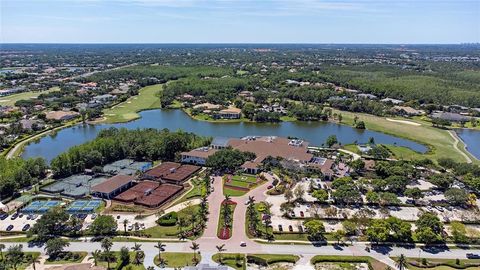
[22,200,61,213]
[66,200,102,213]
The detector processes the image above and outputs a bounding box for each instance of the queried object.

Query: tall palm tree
[89,250,102,266]
[154,241,166,262]
[131,243,142,252]
[190,242,200,264]
[101,238,113,270]
[396,254,408,270]
[0,243,5,260]
[123,219,129,234]
[215,244,226,264]
[190,213,197,235]
[131,243,143,265]
[29,254,40,270]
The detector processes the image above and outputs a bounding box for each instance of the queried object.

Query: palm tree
[396,254,408,270]
[224,194,231,202]
[29,254,40,270]
[131,243,143,265]
[101,238,113,270]
[154,241,166,262]
[215,244,226,264]
[131,243,142,252]
[0,243,5,260]
[147,267,155,270]
[89,250,102,266]
[123,219,129,234]
[190,242,200,264]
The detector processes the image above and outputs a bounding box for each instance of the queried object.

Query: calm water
[22,109,429,163]
[456,129,480,159]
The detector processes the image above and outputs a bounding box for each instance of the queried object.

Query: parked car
[6,225,13,231]
[91,214,97,219]
[22,224,31,231]
[467,253,480,259]
[10,213,18,220]
[240,241,247,247]
[0,213,8,220]
[278,225,283,232]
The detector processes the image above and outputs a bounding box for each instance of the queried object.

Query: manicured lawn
[331,108,478,164]
[231,174,258,183]
[102,84,163,123]
[342,144,361,154]
[248,254,300,264]
[212,253,246,270]
[44,252,87,264]
[0,252,40,270]
[397,257,480,270]
[0,87,60,106]
[154,252,200,268]
[177,177,207,203]
[381,144,425,160]
[223,187,248,197]
[280,115,297,122]
[97,251,145,270]
[311,255,388,270]
[141,204,201,239]
[228,179,250,188]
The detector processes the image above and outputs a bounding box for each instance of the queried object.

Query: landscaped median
[217,197,237,239]
[212,253,299,270]
[393,257,480,270]
[310,255,388,270]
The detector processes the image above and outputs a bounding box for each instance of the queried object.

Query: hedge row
[311,256,374,270]
[409,261,480,269]
[247,255,298,266]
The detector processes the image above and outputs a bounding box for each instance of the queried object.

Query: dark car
[467,253,480,259]
[6,225,14,231]
[10,213,18,220]
[22,224,31,231]
[0,213,8,220]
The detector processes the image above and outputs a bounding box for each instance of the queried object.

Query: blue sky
[1,0,479,43]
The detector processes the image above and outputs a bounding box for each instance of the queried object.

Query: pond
[456,129,480,160]
[22,109,429,163]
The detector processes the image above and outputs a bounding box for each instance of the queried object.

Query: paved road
[4,172,480,268]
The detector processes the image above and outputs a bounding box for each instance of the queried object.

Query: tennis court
[22,200,61,213]
[103,159,152,175]
[66,200,102,213]
[41,175,108,198]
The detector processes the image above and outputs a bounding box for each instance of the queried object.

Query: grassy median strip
[102,84,163,123]
[311,255,388,270]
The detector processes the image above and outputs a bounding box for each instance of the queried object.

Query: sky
[1,0,479,44]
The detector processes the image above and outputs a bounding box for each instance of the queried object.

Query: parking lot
[1,213,36,232]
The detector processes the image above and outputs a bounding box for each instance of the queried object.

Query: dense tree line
[205,148,256,172]
[0,156,47,198]
[50,128,211,178]
[161,76,255,107]
[317,66,480,107]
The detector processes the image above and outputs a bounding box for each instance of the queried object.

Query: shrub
[157,212,178,226]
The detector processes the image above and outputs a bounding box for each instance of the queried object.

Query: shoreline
[6,107,479,164]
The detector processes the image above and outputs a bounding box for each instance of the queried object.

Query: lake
[22,109,429,163]
[456,129,480,160]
